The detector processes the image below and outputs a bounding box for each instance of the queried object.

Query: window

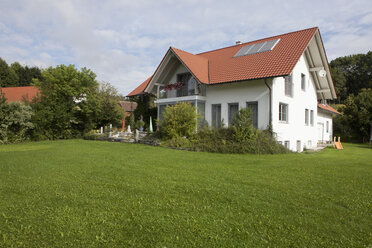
[305,109,309,125]
[285,74,293,97]
[284,141,290,149]
[176,73,194,97]
[158,104,166,120]
[246,101,258,128]
[228,103,239,126]
[211,104,221,128]
[326,121,329,133]
[279,103,288,122]
[301,73,306,91]
[310,110,314,126]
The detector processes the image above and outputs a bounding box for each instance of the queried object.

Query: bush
[158,102,199,139]
[0,95,34,144]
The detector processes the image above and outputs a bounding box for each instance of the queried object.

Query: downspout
[264,78,272,135]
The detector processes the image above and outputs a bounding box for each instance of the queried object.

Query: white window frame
[279,103,288,123]
[285,74,293,97]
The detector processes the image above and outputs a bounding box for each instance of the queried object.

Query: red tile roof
[317,102,340,115]
[128,27,319,96]
[0,86,39,103]
[127,76,152,96]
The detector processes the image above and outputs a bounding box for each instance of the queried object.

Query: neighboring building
[0,86,39,103]
[119,100,138,117]
[127,27,339,152]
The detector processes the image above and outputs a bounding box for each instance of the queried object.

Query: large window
[279,103,288,122]
[301,73,306,91]
[176,73,195,97]
[246,101,258,128]
[211,104,221,128]
[228,103,239,126]
[285,74,293,97]
[305,109,309,125]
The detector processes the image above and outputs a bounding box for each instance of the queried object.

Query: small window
[301,73,306,91]
[284,141,290,149]
[279,103,288,122]
[212,104,221,128]
[228,103,239,126]
[246,101,258,128]
[305,109,309,125]
[285,74,293,97]
[310,110,314,126]
[326,121,329,133]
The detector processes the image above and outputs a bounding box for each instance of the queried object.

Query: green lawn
[0,140,371,247]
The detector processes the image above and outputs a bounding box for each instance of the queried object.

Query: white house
[127,27,340,152]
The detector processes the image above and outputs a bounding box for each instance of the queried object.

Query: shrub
[0,95,34,144]
[232,108,255,142]
[158,102,199,139]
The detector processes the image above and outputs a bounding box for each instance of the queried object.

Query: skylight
[234,39,280,58]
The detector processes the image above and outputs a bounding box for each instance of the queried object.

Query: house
[127,27,340,152]
[0,86,39,103]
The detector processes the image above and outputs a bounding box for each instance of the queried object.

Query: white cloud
[0,0,371,94]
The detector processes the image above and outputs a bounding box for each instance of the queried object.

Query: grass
[0,140,371,247]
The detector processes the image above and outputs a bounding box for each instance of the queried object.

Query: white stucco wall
[271,54,318,151]
[204,80,270,129]
[317,111,333,143]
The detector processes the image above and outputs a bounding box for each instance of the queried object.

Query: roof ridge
[197,27,318,55]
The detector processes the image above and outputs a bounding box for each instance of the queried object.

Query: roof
[119,101,138,112]
[128,27,322,96]
[317,102,340,115]
[0,86,39,103]
[127,76,152,96]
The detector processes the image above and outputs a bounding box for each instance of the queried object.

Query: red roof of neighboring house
[0,86,39,103]
[128,27,320,96]
[317,102,340,115]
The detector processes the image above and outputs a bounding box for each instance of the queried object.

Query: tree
[334,88,372,142]
[95,82,125,128]
[31,65,100,139]
[0,58,18,87]
[11,62,43,86]
[232,108,255,142]
[330,51,372,103]
[131,94,157,130]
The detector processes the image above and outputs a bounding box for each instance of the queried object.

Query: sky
[0,0,371,95]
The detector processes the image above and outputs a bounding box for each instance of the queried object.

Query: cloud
[0,0,371,94]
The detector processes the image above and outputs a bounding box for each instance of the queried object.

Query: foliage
[0,92,33,144]
[232,108,255,142]
[30,65,100,139]
[1,140,371,247]
[10,62,43,86]
[0,57,18,87]
[330,51,372,103]
[131,94,157,130]
[334,88,372,142]
[95,82,125,128]
[158,102,198,139]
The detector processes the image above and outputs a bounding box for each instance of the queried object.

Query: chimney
[235,41,242,45]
